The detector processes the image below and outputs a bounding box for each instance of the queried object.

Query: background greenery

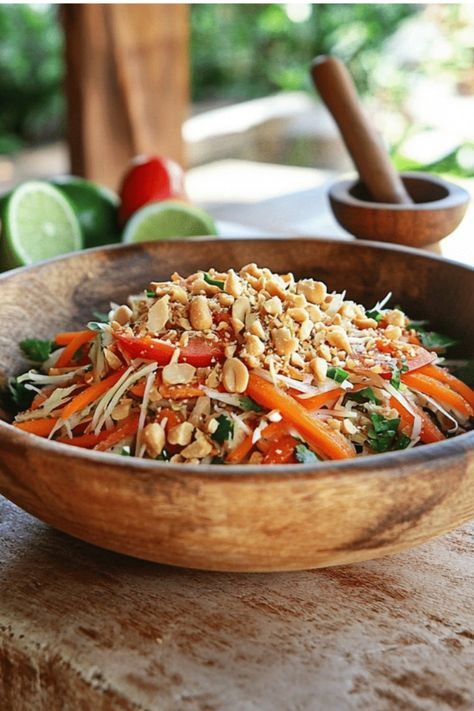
[0,3,472,176]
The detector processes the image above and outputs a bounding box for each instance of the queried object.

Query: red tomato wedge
[115,333,224,368]
[348,344,436,379]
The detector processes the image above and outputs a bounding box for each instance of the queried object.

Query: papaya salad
[8,264,474,464]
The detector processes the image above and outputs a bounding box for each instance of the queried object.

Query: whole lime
[51,176,120,249]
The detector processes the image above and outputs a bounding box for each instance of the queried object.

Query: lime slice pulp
[122,200,217,244]
[0,181,82,270]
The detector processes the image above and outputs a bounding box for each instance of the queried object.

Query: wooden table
[1,162,473,709]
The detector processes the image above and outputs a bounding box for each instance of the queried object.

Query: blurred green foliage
[0,4,63,153]
[190,4,417,100]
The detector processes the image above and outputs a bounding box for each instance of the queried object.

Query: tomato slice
[348,343,436,379]
[115,333,224,367]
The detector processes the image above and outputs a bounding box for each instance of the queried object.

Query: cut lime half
[0,181,83,271]
[122,200,217,244]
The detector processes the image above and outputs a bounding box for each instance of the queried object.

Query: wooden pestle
[311,55,413,205]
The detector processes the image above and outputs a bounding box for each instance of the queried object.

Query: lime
[122,200,217,244]
[0,181,83,271]
[51,175,120,249]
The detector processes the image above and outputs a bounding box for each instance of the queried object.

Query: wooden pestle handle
[311,55,412,204]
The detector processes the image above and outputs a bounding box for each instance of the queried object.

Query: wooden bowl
[0,238,473,572]
[329,171,470,247]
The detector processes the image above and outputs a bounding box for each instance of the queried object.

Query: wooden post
[63,4,189,189]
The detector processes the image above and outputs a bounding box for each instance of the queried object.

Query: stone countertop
[1,497,473,711]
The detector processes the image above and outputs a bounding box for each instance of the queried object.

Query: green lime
[122,200,217,244]
[0,181,83,271]
[51,175,120,248]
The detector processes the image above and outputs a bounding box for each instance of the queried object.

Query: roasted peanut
[168,422,194,446]
[222,357,249,393]
[142,422,166,457]
[189,295,213,330]
[112,304,132,325]
[147,295,169,332]
[272,327,298,356]
[162,362,196,385]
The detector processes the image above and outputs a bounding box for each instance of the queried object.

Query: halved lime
[122,200,217,244]
[51,175,120,248]
[0,181,83,271]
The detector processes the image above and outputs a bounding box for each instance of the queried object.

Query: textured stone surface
[0,497,473,711]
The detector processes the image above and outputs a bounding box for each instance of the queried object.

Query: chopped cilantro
[211,414,234,444]
[367,413,409,453]
[120,446,131,456]
[203,273,225,289]
[211,456,224,464]
[349,387,381,405]
[20,338,53,363]
[92,310,109,323]
[327,366,349,383]
[156,449,170,461]
[390,368,401,390]
[146,290,156,298]
[409,322,457,351]
[294,443,319,463]
[8,377,35,411]
[239,396,263,412]
[366,309,384,322]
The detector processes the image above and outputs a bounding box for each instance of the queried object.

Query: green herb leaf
[156,448,170,461]
[92,310,109,323]
[8,377,36,411]
[394,432,411,450]
[390,368,401,390]
[20,338,53,363]
[453,359,474,387]
[349,387,381,405]
[203,273,225,289]
[146,290,156,298]
[327,366,349,384]
[366,309,384,322]
[239,396,263,412]
[409,322,457,351]
[211,456,224,464]
[87,321,105,332]
[367,413,402,453]
[211,414,234,444]
[120,446,131,456]
[294,443,319,463]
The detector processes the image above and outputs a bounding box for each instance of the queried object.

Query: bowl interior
[1,238,473,394]
[349,175,449,205]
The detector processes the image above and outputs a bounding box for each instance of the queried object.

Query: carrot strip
[159,383,203,400]
[14,418,59,437]
[256,421,289,453]
[61,367,127,420]
[295,387,344,411]
[129,380,146,398]
[157,407,183,432]
[389,396,445,444]
[94,415,139,452]
[55,330,95,368]
[246,373,355,460]
[55,330,92,347]
[402,372,473,418]
[227,433,255,464]
[263,434,298,464]
[417,364,474,410]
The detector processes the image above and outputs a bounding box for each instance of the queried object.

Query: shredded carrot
[246,373,355,460]
[14,417,59,437]
[55,330,92,347]
[402,372,474,418]
[157,407,183,432]
[263,434,298,464]
[159,383,203,400]
[129,380,146,398]
[55,330,95,368]
[94,415,139,451]
[227,432,255,464]
[61,367,127,420]
[389,396,445,444]
[417,364,474,411]
[256,421,289,453]
[295,387,344,411]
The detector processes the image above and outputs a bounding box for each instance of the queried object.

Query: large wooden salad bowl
[0,238,473,571]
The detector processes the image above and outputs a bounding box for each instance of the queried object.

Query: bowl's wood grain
[0,238,473,571]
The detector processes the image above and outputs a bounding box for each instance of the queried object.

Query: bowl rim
[1,235,473,479]
[328,171,470,212]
